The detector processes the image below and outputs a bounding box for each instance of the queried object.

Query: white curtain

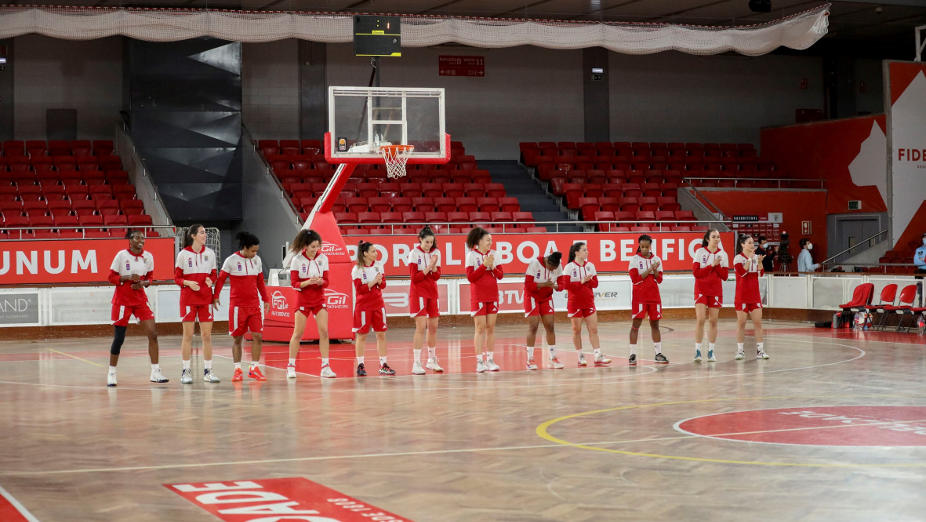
[0,4,829,56]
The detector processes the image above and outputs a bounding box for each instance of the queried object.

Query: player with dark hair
[353,240,394,376]
[692,228,729,362]
[288,229,335,379]
[628,235,669,366]
[734,234,768,360]
[406,226,443,374]
[466,227,503,373]
[560,242,611,367]
[523,251,565,370]
[175,224,219,384]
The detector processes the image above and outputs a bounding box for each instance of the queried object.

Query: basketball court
[1,319,924,521]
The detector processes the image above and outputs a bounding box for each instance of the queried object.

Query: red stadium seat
[512,211,533,222]
[380,211,402,224]
[357,211,381,223]
[403,211,425,224]
[447,211,468,222]
[127,214,153,227]
[477,197,500,213]
[490,211,513,223]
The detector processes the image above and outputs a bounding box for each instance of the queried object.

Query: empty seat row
[333,210,534,224]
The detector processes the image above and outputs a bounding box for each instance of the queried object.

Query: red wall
[701,190,829,257]
[760,115,887,215]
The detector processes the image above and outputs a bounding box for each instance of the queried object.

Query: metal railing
[682,177,826,189]
[0,225,177,240]
[821,229,888,268]
[337,219,743,235]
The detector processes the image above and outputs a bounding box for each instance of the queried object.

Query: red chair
[864,284,898,330]
[512,211,533,222]
[380,211,402,224]
[477,197,500,213]
[837,282,874,326]
[447,211,468,222]
[403,211,426,224]
[882,284,919,331]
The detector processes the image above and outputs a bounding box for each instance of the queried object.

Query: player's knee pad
[110,326,127,355]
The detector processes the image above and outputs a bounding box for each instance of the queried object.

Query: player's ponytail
[568,242,585,263]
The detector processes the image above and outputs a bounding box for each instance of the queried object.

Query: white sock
[737,343,744,353]
[593,348,602,356]
[428,346,436,359]
[288,357,296,366]
[757,342,765,352]
[379,356,387,365]
[708,343,716,352]
[413,349,421,363]
[357,356,365,365]
[527,346,535,359]
[654,342,662,355]
[251,361,260,370]
[234,362,241,370]
[487,351,494,360]
[182,359,191,370]
[151,364,159,371]
[695,343,702,352]
[321,357,329,367]
[476,353,484,363]
[108,365,117,374]
[204,359,212,370]
[629,344,637,355]
[549,345,557,358]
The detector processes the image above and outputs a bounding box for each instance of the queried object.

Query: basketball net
[380,144,414,179]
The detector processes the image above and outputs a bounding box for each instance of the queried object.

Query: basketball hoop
[380,144,414,179]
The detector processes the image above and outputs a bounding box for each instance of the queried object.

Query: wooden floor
[1,318,925,521]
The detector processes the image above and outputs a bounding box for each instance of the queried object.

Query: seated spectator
[797,237,820,273]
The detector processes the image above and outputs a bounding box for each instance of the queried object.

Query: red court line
[0,485,37,522]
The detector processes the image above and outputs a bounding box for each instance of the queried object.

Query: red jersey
[109,249,154,306]
[174,246,218,306]
[733,253,763,304]
[629,253,663,304]
[289,250,330,308]
[213,252,269,308]
[466,248,503,303]
[559,260,598,310]
[406,245,441,300]
[692,247,729,298]
[524,256,562,302]
[352,261,386,311]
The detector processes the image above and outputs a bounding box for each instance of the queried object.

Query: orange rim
[379,145,414,154]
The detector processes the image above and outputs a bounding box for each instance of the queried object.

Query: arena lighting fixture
[749,0,772,13]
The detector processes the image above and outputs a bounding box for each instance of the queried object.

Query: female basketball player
[628,235,669,366]
[692,228,729,362]
[353,240,394,376]
[466,227,503,373]
[287,229,336,379]
[560,242,611,367]
[213,232,270,382]
[734,234,768,360]
[523,251,565,370]
[175,224,219,384]
[406,226,443,375]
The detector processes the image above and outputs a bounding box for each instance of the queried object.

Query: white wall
[13,35,122,139]
[609,51,824,145]
[241,39,301,139]
[326,44,586,159]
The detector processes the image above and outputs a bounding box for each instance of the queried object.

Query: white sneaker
[320,365,336,378]
[694,349,702,362]
[286,364,297,379]
[594,353,612,365]
[203,369,220,383]
[486,358,500,371]
[578,354,588,366]
[412,361,426,375]
[707,350,717,363]
[107,371,117,387]
[550,356,565,369]
[756,350,769,360]
[526,359,538,370]
[476,359,487,373]
[735,351,745,360]
[180,368,193,384]
[426,357,443,372]
[150,368,169,383]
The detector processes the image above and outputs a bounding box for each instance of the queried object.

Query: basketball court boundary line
[0,484,40,522]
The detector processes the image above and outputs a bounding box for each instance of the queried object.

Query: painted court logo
[675,406,926,446]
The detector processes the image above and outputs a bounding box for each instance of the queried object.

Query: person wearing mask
[797,238,820,273]
[914,233,926,275]
[757,235,776,273]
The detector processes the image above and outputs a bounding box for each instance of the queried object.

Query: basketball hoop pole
[303,162,356,229]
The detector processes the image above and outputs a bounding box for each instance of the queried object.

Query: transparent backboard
[326,86,448,163]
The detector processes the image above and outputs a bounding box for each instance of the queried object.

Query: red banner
[0,238,175,285]
[380,281,451,316]
[346,232,734,277]
[460,281,527,313]
[166,477,412,521]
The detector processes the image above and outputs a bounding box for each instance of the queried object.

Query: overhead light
[748,0,771,13]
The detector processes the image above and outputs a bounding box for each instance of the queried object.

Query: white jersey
[733,253,761,273]
[175,246,217,275]
[525,257,562,284]
[693,247,729,269]
[628,253,663,277]
[290,252,329,281]
[406,246,441,269]
[220,253,264,277]
[465,248,499,270]
[351,261,385,284]
[111,249,155,279]
[562,260,597,282]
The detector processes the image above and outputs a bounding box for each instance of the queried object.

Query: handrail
[337,219,751,234]
[683,177,826,189]
[0,225,177,240]
[821,229,888,267]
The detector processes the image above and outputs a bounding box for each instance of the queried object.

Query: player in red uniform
[466,227,503,373]
[175,224,219,384]
[352,240,394,376]
[628,235,669,366]
[692,228,729,362]
[559,242,611,367]
[733,234,769,360]
[213,232,270,382]
[287,229,336,379]
[106,229,168,386]
[406,226,443,375]
[523,251,565,370]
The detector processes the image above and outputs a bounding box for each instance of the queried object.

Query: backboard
[325,86,450,165]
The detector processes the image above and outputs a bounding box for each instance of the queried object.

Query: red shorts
[354,307,387,334]
[695,294,723,308]
[297,305,325,317]
[471,301,499,317]
[181,304,213,323]
[410,296,440,318]
[567,306,596,318]
[632,302,662,320]
[735,302,762,313]
[229,306,263,337]
[112,303,154,327]
[524,297,554,317]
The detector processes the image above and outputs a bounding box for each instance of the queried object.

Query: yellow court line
[536,396,926,469]
[49,349,105,368]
